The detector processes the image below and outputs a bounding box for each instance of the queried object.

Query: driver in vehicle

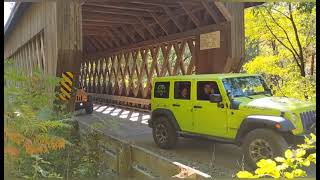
[202,84,214,100]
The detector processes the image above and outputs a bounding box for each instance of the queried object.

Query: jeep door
[170,81,194,132]
[192,81,228,137]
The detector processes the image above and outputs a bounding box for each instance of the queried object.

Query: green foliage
[243,2,316,101]
[237,133,316,178]
[4,59,72,178]
[243,55,316,101]
[71,130,110,178]
[4,59,111,179]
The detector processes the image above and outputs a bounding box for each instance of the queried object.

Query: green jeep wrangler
[148,74,316,167]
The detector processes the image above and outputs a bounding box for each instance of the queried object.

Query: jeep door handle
[193,105,202,108]
[172,104,180,107]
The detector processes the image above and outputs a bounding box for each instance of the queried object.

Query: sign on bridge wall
[200,31,221,50]
[59,72,74,101]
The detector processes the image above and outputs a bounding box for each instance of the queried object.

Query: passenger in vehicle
[180,87,189,99]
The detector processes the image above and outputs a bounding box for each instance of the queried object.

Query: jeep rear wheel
[242,128,288,169]
[85,102,93,114]
[85,96,93,114]
[152,116,177,149]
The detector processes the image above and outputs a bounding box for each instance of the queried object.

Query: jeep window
[174,81,191,100]
[222,76,269,98]
[197,81,220,101]
[154,82,170,98]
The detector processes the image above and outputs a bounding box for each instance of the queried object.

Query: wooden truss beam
[85,22,227,59]
[82,19,137,25]
[83,13,144,24]
[162,6,183,32]
[92,36,109,49]
[105,29,121,47]
[180,2,200,27]
[132,24,146,40]
[85,2,164,12]
[110,28,129,45]
[120,26,137,42]
[200,0,222,24]
[82,5,153,17]
[213,2,232,22]
[136,16,157,38]
[149,12,169,35]
[82,0,202,6]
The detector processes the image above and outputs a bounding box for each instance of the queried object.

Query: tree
[243,2,316,100]
[245,2,315,77]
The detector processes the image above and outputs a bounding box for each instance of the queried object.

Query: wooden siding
[9,32,46,76]
[4,2,58,75]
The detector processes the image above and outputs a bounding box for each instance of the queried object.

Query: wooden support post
[117,143,132,178]
[195,2,244,74]
[55,0,82,112]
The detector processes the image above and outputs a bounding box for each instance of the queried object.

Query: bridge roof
[4,1,263,54]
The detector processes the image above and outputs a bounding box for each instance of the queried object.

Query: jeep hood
[237,96,314,112]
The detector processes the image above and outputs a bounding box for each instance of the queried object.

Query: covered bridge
[4,0,261,108]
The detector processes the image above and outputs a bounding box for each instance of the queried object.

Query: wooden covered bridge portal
[4,0,261,110]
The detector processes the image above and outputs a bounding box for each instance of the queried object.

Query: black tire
[152,116,177,149]
[85,103,93,114]
[242,128,288,169]
[85,96,93,114]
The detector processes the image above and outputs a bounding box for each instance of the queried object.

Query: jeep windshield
[222,76,271,98]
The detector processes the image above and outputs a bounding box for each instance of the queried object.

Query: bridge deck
[76,103,250,177]
[76,103,316,178]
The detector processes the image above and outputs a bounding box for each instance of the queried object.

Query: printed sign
[200,31,220,50]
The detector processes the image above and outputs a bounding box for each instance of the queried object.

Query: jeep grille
[300,110,316,132]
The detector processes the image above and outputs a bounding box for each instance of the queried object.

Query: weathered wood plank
[131,165,156,179]
[162,6,183,32]
[131,144,180,177]
[88,93,151,105]
[85,22,224,59]
[180,2,200,27]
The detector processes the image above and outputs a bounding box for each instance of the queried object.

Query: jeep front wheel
[152,117,177,149]
[242,128,288,169]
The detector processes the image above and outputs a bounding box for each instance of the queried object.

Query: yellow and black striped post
[59,72,74,101]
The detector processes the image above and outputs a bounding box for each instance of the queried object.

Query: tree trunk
[300,59,306,77]
[271,40,278,55]
[310,53,315,76]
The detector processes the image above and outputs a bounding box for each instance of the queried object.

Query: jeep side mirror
[209,94,222,103]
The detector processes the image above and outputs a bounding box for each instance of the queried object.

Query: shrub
[236,133,316,178]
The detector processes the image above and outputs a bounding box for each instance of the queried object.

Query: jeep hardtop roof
[152,73,261,81]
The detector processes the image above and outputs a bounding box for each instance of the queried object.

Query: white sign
[200,31,220,50]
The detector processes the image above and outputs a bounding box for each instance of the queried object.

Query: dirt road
[75,104,316,178]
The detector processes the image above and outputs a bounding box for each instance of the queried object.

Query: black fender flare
[235,115,295,144]
[149,108,181,131]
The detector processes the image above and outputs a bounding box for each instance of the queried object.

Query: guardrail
[78,120,211,179]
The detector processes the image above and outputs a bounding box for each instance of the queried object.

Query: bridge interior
[4,1,260,109]
[80,0,252,108]
[82,0,231,54]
